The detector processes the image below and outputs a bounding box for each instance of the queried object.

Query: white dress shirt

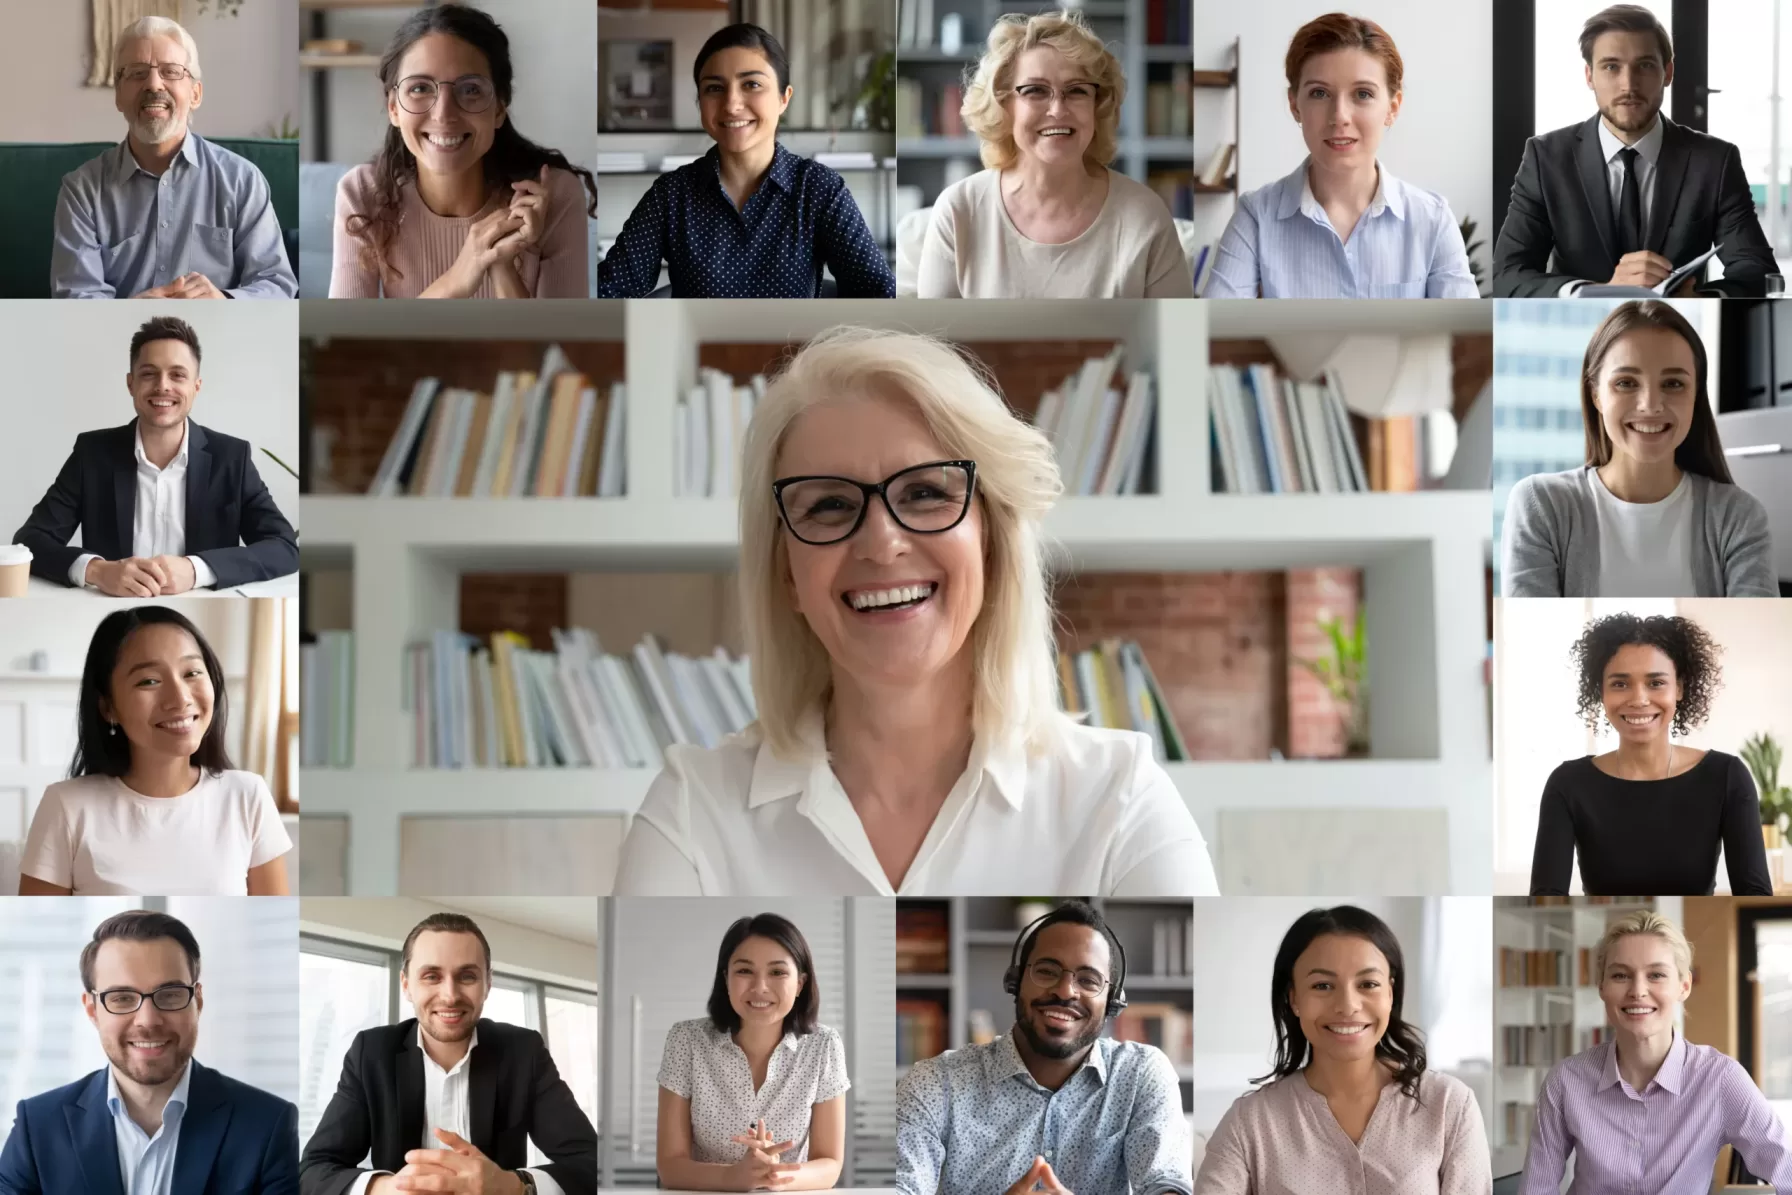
[1561,115,1665,295]
[613,713,1220,896]
[348,1028,564,1195]
[658,1019,849,1163]
[108,1059,191,1195]
[70,418,217,590]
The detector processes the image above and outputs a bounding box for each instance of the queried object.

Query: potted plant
[1739,732,1792,850]
[1299,609,1369,758]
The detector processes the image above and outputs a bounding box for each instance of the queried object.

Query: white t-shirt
[21,770,292,894]
[658,1019,849,1164]
[1588,468,1699,597]
[918,168,1195,299]
[612,714,1219,896]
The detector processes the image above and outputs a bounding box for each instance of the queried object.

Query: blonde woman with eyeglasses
[915,12,1194,299]
[613,327,1217,896]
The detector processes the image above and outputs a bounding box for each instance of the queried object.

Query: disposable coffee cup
[0,544,31,597]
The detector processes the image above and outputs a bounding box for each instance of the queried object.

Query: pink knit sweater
[330,162,590,298]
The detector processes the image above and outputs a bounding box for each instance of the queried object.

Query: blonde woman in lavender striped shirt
[1520,910,1792,1194]
[1194,906,1490,1195]
[1204,14,1476,299]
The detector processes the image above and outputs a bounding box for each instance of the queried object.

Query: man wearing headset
[894,901,1192,1195]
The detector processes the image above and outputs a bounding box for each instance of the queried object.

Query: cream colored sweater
[917,167,1194,299]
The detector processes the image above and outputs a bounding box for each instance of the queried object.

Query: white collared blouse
[613,714,1218,896]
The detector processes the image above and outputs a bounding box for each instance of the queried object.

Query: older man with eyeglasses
[50,15,296,300]
[0,909,299,1195]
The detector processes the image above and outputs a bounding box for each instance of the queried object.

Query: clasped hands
[1003,1156,1075,1195]
[373,1127,524,1194]
[133,272,227,300]
[86,555,196,597]
[728,1119,803,1190]
[446,166,553,296]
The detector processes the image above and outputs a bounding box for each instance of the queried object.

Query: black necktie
[1617,146,1643,257]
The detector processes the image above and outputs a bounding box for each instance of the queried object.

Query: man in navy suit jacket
[0,909,298,1194]
[10,315,297,595]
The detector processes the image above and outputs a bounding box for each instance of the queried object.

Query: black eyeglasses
[91,984,196,1015]
[392,74,497,115]
[772,460,977,546]
[1027,961,1110,996]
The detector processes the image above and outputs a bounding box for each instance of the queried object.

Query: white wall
[299,895,599,986]
[304,0,596,168]
[1190,0,1494,276]
[9,0,299,142]
[1190,896,1492,1138]
[0,598,249,679]
[0,301,300,550]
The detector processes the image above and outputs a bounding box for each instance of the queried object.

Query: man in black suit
[11,315,297,596]
[299,912,597,1195]
[1493,3,1778,297]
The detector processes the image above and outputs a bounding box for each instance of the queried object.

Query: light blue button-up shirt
[1206,158,1478,298]
[896,1033,1192,1195]
[51,131,296,299]
[106,1059,192,1195]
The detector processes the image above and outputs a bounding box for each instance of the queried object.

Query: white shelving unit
[1489,897,1676,1176]
[300,298,1491,896]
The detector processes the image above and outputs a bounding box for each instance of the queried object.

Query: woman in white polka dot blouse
[656,913,850,1191]
[613,328,1219,896]
[1194,906,1491,1195]
[915,11,1194,299]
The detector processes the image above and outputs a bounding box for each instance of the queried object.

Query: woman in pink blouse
[330,5,597,298]
[1195,905,1491,1195]
[1520,910,1792,1193]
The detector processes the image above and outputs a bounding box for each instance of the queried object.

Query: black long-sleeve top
[1529,750,1775,895]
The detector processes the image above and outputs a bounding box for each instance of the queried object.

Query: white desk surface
[26,574,299,598]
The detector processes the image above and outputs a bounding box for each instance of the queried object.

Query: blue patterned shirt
[52,132,296,299]
[1206,158,1477,299]
[597,142,893,297]
[896,1034,1192,1195]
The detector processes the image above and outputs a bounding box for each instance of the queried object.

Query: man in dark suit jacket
[11,315,297,595]
[0,909,299,1195]
[1493,4,1778,298]
[300,913,597,1195]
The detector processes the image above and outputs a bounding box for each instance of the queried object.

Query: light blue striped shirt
[106,1059,191,1195]
[1206,158,1478,298]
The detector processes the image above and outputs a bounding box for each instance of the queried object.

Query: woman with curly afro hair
[1529,612,1772,895]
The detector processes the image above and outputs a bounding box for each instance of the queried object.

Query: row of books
[1198,142,1235,188]
[1144,0,1192,46]
[895,906,950,974]
[675,368,767,498]
[896,1000,948,1066]
[403,628,755,769]
[1146,915,1194,977]
[299,631,356,768]
[1113,1003,1192,1069]
[1032,351,1157,496]
[367,346,627,499]
[1143,69,1193,138]
[1501,1023,1611,1067]
[1498,946,1593,988]
[1056,640,1189,764]
[895,79,965,140]
[1208,363,1369,494]
[1146,171,1196,221]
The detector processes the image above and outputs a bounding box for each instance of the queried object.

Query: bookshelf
[299,298,1490,896]
[894,897,1194,1111]
[1489,897,1677,1177]
[894,0,1195,211]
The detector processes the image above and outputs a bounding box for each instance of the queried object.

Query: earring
[108,723,117,736]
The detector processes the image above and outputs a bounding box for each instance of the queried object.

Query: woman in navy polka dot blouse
[597,24,895,298]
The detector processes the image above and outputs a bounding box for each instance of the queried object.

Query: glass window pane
[300,947,391,1150]
[545,993,600,1134]
[1759,920,1792,1101]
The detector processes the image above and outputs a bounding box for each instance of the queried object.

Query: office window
[1759,918,1792,1100]
[545,988,601,1133]
[1535,0,1674,139]
[1708,2,1786,256]
[299,941,392,1150]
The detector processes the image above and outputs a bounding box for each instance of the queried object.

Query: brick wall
[305,338,625,493]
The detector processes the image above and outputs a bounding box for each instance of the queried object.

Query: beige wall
[15,0,299,142]
[1678,598,1792,766]
[1683,895,1738,1058]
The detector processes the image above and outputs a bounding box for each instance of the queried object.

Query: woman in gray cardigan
[1502,300,1776,597]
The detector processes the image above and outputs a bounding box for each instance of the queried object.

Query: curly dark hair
[1570,613,1721,734]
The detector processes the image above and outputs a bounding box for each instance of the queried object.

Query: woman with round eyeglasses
[331,4,598,298]
[916,10,1193,298]
[614,326,1218,896]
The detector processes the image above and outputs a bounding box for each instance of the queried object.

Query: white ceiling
[438,898,601,946]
